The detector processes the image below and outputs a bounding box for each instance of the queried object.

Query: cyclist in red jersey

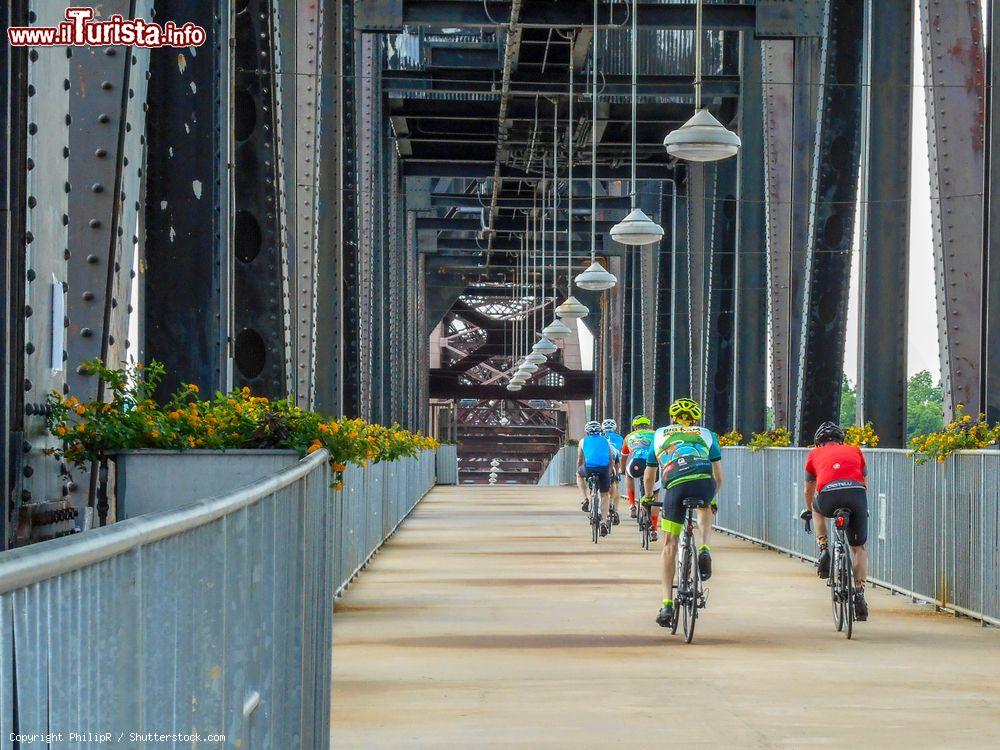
[803,421,870,620]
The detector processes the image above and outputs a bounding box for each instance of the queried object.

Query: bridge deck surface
[332,486,1000,749]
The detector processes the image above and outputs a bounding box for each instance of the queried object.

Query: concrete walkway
[332,485,1000,749]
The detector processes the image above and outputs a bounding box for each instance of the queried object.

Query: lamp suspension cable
[567,43,574,292]
[592,0,598,263]
[695,0,703,111]
[630,0,637,209]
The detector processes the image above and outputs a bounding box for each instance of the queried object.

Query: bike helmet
[601,418,618,433]
[669,398,702,423]
[631,414,652,429]
[813,421,846,445]
[584,420,602,436]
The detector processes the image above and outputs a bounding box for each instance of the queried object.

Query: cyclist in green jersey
[647,398,724,627]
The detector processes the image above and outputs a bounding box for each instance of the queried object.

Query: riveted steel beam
[339,0,362,418]
[145,0,232,399]
[705,159,738,432]
[762,39,795,429]
[920,0,986,419]
[668,171,691,412]
[857,0,913,447]
[315,0,349,417]
[3,0,29,546]
[686,164,709,406]
[401,160,672,179]
[360,1,756,31]
[231,0,288,399]
[733,34,768,437]
[986,0,1000,421]
[381,70,741,99]
[20,1,72,529]
[64,0,152,514]
[794,0,866,445]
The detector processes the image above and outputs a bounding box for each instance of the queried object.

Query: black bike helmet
[813,421,846,445]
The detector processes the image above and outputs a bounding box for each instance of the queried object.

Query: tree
[907,370,944,440]
[840,375,857,427]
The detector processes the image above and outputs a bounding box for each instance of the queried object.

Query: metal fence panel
[436,445,459,485]
[0,449,436,747]
[717,447,1000,626]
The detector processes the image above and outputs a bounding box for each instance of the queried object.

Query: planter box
[112,449,301,519]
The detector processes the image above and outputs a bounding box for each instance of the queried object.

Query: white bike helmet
[601,418,618,434]
[584,420,602,435]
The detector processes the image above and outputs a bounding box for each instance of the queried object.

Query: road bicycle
[668,496,710,643]
[586,474,601,544]
[637,491,661,551]
[802,508,856,639]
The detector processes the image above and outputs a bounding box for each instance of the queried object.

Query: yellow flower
[75,404,87,416]
[187,383,200,393]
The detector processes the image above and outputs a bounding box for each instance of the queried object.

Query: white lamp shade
[532,336,558,354]
[506,383,523,392]
[488,478,498,484]
[575,261,618,291]
[490,459,501,466]
[555,296,589,320]
[541,317,573,339]
[518,362,539,374]
[610,207,664,246]
[525,352,547,365]
[663,108,741,162]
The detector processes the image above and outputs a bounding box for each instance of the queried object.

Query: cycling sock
[817,535,829,549]
[663,598,673,608]
[698,544,710,553]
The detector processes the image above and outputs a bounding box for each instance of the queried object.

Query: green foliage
[840,375,857,427]
[906,370,944,440]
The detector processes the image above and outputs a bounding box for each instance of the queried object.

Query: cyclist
[647,398,723,627]
[803,421,870,621]
[576,420,615,536]
[621,415,657,538]
[602,418,625,525]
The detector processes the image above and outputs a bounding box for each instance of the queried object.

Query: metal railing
[717,447,1000,626]
[538,445,578,486]
[435,444,459,485]
[0,449,437,748]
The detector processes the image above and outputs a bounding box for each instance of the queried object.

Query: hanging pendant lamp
[525,352,547,365]
[532,336,558,355]
[576,261,618,291]
[556,40,589,321]
[576,3,618,291]
[518,362,539,375]
[663,0,741,162]
[611,0,663,246]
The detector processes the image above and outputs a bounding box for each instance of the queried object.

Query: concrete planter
[111,449,302,519]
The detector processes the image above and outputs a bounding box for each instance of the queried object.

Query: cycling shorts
[578,465,611,493]
[814,486,868,546]
[660,477,717,536]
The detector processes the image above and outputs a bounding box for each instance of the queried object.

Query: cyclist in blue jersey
[602,418,625,526]
[647,398,724,627]
[577,420,615,537]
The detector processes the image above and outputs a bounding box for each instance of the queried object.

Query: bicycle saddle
[682,496,711,509]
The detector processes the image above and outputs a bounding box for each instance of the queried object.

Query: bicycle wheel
[591,492,600,544]
[831,542,844,632]
[844,548,855,640]
[672,536,689,636]
[683,535,699,643]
